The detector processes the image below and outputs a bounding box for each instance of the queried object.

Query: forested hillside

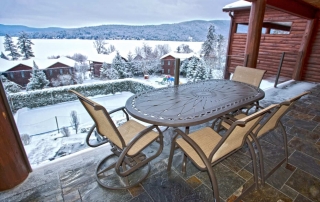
[0,20,230,41]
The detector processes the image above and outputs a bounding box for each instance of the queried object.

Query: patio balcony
[0,80,319,202]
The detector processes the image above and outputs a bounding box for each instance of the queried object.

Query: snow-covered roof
[88,51,127,63]
[160,52,199,60]
[0,56,76,72]
[223,0,251,12]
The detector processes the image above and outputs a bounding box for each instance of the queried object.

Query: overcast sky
[1,0,237,28]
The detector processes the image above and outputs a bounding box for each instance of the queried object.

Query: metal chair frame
[69,90,164,190]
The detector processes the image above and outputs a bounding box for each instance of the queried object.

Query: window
[10,73,14,79]
[21,71,25,78]
[235,22,291,34]
[168,61,171,65]
[69,68,72,74]
[49,69,53,76]
[60,69,63,74]
[168,69,170,74]
[161,60,164,65]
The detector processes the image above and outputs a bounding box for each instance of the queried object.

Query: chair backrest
[232,66,266,87]
[256,91,310,137]
[69,90,125,149]
[210,104,279,162]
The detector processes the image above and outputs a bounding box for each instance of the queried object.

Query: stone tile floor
[1,81,320,202]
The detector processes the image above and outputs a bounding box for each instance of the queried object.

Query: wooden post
[293,18,317,80]
[174,58,180,86]
[274,52,286,88]
[224,11,236,79]
[244,0,266,68]
[0,82,31,191]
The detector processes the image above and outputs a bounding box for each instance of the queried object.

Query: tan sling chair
[167,104,278,202]
[232,66,266,113]
[219,91,310,186]
[69,90,163,189]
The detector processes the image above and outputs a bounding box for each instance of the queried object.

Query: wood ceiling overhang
[234,0,320,19]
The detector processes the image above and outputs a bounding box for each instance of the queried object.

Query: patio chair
[167,104,278,202]
[69,90,163,190]
[219,91,310,186]
[232,66,266,113]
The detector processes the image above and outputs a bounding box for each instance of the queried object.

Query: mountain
[0,20,231,42]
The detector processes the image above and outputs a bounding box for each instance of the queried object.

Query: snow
[0,56,76,71]
[160,51,200,60]
[223,0,251,10]
[0,37,203,61]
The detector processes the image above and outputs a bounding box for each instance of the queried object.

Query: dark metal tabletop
[125,79,265,127]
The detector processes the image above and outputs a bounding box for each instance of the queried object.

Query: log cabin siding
[302,20,320,82]
[228,7,308,79]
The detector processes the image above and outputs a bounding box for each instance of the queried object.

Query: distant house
[0,57,75,87]
[160,52,199,76]
[88,52,127,77]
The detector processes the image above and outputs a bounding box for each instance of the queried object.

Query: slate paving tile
[128,185,145,198]
[313,125,320,134]
[186,176,202,189]
[285,118,318,131]
[63,189,81,201]
[220,150,251,173]
[288,136,320,160]
[288,126,320,143]
[141,169,200,202]
[286,169,320,202]
[313,115,320,122]
[196,163,245,200]
[288,151,320,179]
[280,185,299,200]
[286,110,314,121]
[129,191,154,202]
[1,180,61,202]
[293,194,313,202]
[169,152,200,180]
[237,168,253,180]
[79,181,132,202]
[192,184,225,202]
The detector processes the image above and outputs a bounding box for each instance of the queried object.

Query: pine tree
[0,75,21,93]
[126,51,134,77]
[111,52,127,79]
[26,61,49,91]
[17,32,35,59]
[201,25,216,59]
[186,57,199,82]
[3,34,20,60]
[100,62,119,80]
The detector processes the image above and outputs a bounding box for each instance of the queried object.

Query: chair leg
[252,136,266,186]
[246,139,259,190]
[182,154,187,173]
[279,122,289,166]
[207,167,220,202]
[167,140,176,171]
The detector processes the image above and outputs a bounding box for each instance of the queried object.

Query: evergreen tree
[100,62,119,80]
[26,61,49,91]
[201,25,216,59]
[0,75,21,93]
[186,57,200,82]
[126,51,134,77]
[111,52,127,79]
[17,32,35,59]
[3,34,20,60]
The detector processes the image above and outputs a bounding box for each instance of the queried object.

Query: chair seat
[176,127,222,169]
[118,120,160,156]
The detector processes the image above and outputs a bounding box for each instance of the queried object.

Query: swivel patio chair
[69,90,164,189]
[167,104,278,202]
[232,66,266,113]
[219,91,310,186]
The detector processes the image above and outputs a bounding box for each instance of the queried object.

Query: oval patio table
[125,79,265,127]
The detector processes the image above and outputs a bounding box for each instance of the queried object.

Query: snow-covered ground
[0,37,203,59]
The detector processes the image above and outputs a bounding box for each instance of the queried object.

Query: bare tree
[70,110,80,134]
[93,37,107,54]
[70,53,87,63]
[58,74,73,86]
[74,63,89,79]
[61,127,70,137]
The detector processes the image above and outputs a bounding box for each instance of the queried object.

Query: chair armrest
[85,124,109,147]
[109,106,129,121]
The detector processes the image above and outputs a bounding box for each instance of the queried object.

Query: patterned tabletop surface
[125,79,265,127]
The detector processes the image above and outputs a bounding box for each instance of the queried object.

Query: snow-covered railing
[7,79,155,112]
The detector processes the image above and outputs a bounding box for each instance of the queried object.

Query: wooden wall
[228,7,308,79]
[161,55,175,76]
[302,20,320,82]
